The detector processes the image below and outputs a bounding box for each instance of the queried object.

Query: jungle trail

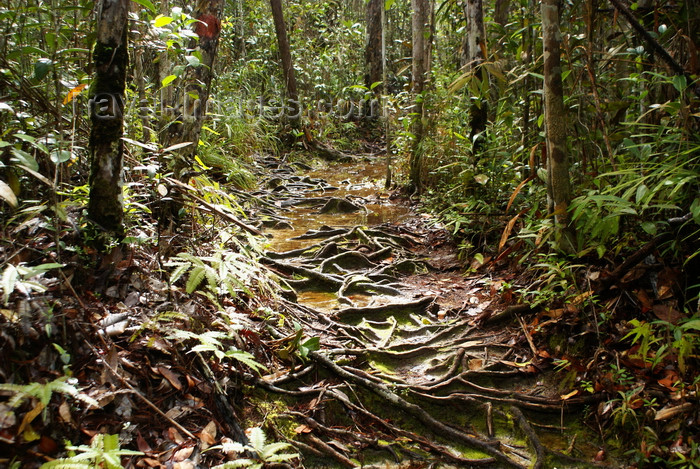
[0,0,699,468]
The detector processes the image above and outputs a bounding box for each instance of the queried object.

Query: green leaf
[2,265,19,305]
[641,221,656,235]
[50,149,72,164]
[185,55,200,67]
[672,75,687,93]
[0,180,18,208]
[161,74,177,88]
[384,0,395,10]
[154,15,173,27]
[11,148,39,172]
[34,58,52,81]
[301,336,320,352]
[132,0,157,14]
[680,319,700,331]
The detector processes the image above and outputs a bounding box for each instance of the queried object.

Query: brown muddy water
[264,159,412,253]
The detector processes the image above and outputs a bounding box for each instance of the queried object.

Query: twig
[517,315,538,357]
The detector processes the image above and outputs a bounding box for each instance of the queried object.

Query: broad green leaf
[185,55,200,67]
[50,149,72,164]
[154,15,173,27]
[161,74,177,88]
[34,58,52,81]
[672,75,687,93]
[11,148,39,172]
[132,0,157,14]
[641,221,656,235]
[680,319,700,331]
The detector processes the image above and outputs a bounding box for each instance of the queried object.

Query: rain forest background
[0,0,699,467]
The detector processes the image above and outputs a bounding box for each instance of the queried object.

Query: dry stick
[164,177,262,236]
[510,406,544,469]
[517,315,538,357]
[307,350,525,468]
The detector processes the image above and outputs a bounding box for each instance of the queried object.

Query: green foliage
[212,427,299,469]
[39,434,142,469]
[168,329,267,374]
[1,262,63,306]
[0,376,98,420]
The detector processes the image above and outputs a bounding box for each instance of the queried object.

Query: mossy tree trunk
[542,0,575,253]
[166,0,224,175]
[87,0,129,234]
[270,0,300,125]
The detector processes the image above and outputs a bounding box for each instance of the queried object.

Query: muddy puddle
[263,159,411,254]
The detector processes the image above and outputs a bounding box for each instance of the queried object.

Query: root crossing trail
[250,155,605,468]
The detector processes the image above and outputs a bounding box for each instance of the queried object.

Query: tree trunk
[409,0,428,193]
[87,0,129,234]
[365,0,383,94]
[270,0,300,123]
[166,0,224,174]
[542,0,575,252]
[494,0,510,27]
[463,0,488,153]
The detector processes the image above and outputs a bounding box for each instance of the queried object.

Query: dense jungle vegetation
[1,0,699,467]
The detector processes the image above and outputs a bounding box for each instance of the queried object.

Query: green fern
[0,376,99,415]
[212,427,298,469]
[40,433,142,469]
[168,330,267,374]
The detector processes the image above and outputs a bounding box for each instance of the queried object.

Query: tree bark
[270,0,300,123]
[365,0,383,94]
[409,0,428,193]
[494,0,510,27]
[166,0,224,174]
[542,0,575,252]
[87,0,129,234]
[462,0,488,153]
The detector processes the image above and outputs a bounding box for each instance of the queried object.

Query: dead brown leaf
[294,424,313,434]
[158,366,183,390]
[652,303,683,324]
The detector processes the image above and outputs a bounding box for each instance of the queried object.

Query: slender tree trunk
[167,0,224,174]
[270,0,300,123]
[542,0,575,252]
[463,0,488,153]
[87,0,129,234]
[494,0,510,27]
[409,0,428,193]
[365,0,383,94]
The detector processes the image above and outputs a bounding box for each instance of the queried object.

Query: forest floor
[0,152,697,468]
